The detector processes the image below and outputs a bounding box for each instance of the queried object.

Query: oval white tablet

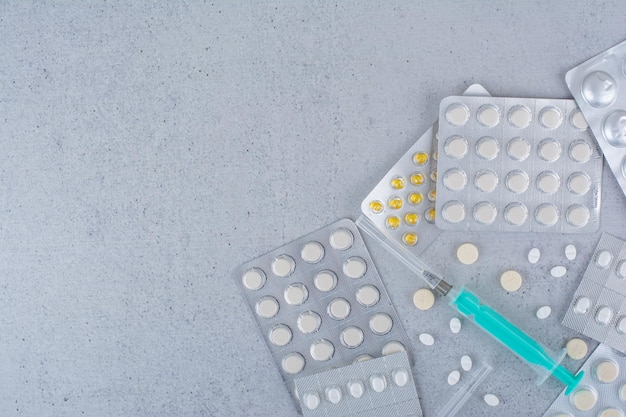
[450,317,462,334]
[596,250,613,269]
[325,386,342,404]
[567,172,591,195]
[297,311,321,334]
[500,269,522,292]
[509,105,532,128]
[343,257,367,278]
[596,306,613,325]
[340,326,364,348]
[382,341,406,356]
[370,374,387,393]
[301,241,324,263]
[269,324,292,347]
[572,387,597,411]
[569,140,593,163]
[616,260,626,278]
[443,169,468,191]
[284,283,308,305]
[256,296,280,319]
[347,380,364,398]
[310,339,334,361]
[505,170,529,193]
[473,202,497,225]
[313,270,337,292]
[475,169,498,193]
[461,355,473,371]
[538,138,562,162]
[442,201,466,223]
[566,205,590,228]
[444,135,469,159]
[329,228,354,250]
[282,352,305,374]
[242,268,266,291]
[550,266,567,278]
[302,391,320,410]
[565,244,577,261]
[419,333,435,346]
[594,360,619,383]
[566,338,588,360]
[369,313,393,335]
[356,285,380,307]
[447,370,461,386]
[536,171,560,194]
[617,316,626,334]
[504,203,528,226]
[476,136,499,160]
[445,103,470,126]
[392,369,409,387]
[456,243,479,265]
[571,109,589,130]
[535,204,559,227]
[484,393,500,407]
[477,104,501,127]
[271,255,295,277]
[413,288,435,310]
[574,297,591,314]
[527,247,541,264]
[536,306,552,320]
[328,298,351,320]
[507,137,531,160]
[539,106,563,129]
[582,71,617,108]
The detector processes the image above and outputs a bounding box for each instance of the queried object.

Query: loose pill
[449,317,462,334]
[500,270,522,292]
[551,266,567,278]
[456,243,479,265]
[566,338,588,360]
[527,247,541,264]
[565,244,577,261]
[536,306,552,320]
[484,393,500,407]
[419,333,435,346]
[413,288,435,310]
[461,355,473,371]
[572,387,597,411]
[447,370,461,386]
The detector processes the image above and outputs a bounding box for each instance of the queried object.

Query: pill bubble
[475,169,499,193]
[445,103,470,126]
[340,326,364,349]
[599,408,624,417]
[617,260,626,278]
[272,255,295,277]
[443,169,468,191]
[538,138,562,162]
[582,71,617,108]
[369,374,387,393]
[566,338,588,360]
[353,354,373,364]
[256,296,280,319]
[504,203,528,226]
[329,228,354,250]
[442,201,466,224]
[284,283,308,305]
[620,383,626,401]
[347,380,364,398]
[302,391,320,410]
[356,285,380,307]
[392,369,410,387]
[450,317,462,334]
[301,241,325,263]
[536,306,552,320]
[413,288,435,310]
[419,333,435,346]
[539,106,563,129]
[447,370,461,386]
[382,341,406,356]
[596,306,613,325]
[242,268,266,290]
[567,172,592,196]
[573,297,591,315]
[594,360,619,383]
[571,386,597,411]
[325,386,342,404]
[477,104,501,127]
[571,109,589,130]
[566,204,590,227]
[617,317,626,334]
[473,202,497,225]
[507,137,531,160]
[569,140,593,163]
[369,313,393,335]
[565,244,577,261]
[310,339,335,361]
[602,110,626,148]
[508,105,532,128]
[343,257,367,278]
[505,170,529,193]
[461,355,473,371]
[551,266,567,278]
[484,393,500,407]
[536,171,560,194]
[314,270,337,292]
[269,324,292,347]
[527,247,541,264]
[535,204,559,227]
[444,135,469,159]
[282,352,305,374]
[297,311,321,334]
[596,250,613,269]
[328,298,351,320]
[475,136,499,160]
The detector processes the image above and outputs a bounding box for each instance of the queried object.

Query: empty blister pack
[360,84,491,258]
[542,343,626,417]
[435,96,602,233]
[294,351,422,417]
[562,233,626,354]
[566,39,626,199]
[234,219,412,407]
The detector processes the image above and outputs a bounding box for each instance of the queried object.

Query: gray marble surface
[1,2,626,416]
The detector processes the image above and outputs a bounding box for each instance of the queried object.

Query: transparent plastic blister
[562,233,626,354]
[360,84,491,257]
[293,351,423,417]
[565,38,626,199]
[435,96,602,233]
[542,344,626,417]
[233,219,412,407]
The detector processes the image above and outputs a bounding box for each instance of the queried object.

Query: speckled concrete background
[1,1,626,416]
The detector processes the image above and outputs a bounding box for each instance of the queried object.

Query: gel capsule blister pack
[562,233,626,354]
[435,96,602,233]
[542,343,626,417]
[234,219,412,406]
[294,351,422,417]
[566,39,626,198]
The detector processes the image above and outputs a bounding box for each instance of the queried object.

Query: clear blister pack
[565,38,626,199]
[359,84,491,259]
[293,351,423,417]
[542,343,626,417]
[434,96,603,233]
[562,233,626,354]
[233,219,413,408]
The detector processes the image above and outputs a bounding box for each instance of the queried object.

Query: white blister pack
[566,38,626,199]
[234,219,412,408]
[542,343,626,417]
[294,351,422,417]
[360,84,491,258]
[562,233,626,354]
[434,95,602,233]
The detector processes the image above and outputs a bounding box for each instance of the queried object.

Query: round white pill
[571,109,589,130]
[500,270,522,292]
[504,203,528,226]
[509,105,532,128]
[599,408,623,417]
[392,369,409,387]
[536,306,552,320]
[475,169,499,193]
[456,243,479,265]
[603,110,626,147]
[325,386,342,404]
[567,172,591,195]
[447,370,460,386]
[284,283,308,305]
[477,104,500,127]
[356,285,380,307]
[302,391,320,410]
[269,324,292,347]
[369,313,393,335]
[343,257,367,278]
[329,228,353,250]
[569,140,593,163]
[256,296,279,319]
[419,333,435,346]
[582,71,617,108]
[445,103,470,126]
[572,387,597,411]
[282,352,305,374]
[537,171,560,194]
[443,169,468,191]
[574,297,591,314]
[340,326,364,348]
[528,247,541,264]
[413,288,435,310]
[540,106,563,129]
[596,250,613,269]
[595,360,619,383]
[566,338,588,360]
[442,201,466,224]
[450,317,462,334]
[484,393,500,407]
[616,260,626,278]
[565,244,577,261]
[550,266,567,278]
[242,268,266,290]
[473,202,497,225]
[297,311,321,334]
[444,135,469,159]
[505,170,529,193]
[535,204,559,227]
[538,138,562,162]
[347,380,364,398]
[310,339,334,361]
[271,255,295,277]
[476,136,499,160]
[596,306,613,325]
[566,204,590,228]
[507,137,531,160]
[370,374,387,393]
[313,270,337,292]
[461,355,473,371]
[382,341,406,356]
[328,298,351,320]
[301,241,324,263]
[617,316,626,334]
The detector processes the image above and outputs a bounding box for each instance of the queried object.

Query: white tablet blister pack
[566,39,626,199]
[294,351,422,417]
[233,219,413,408]
[360,84,491,257]
[562,233,626,354]
[434,96,603,233]
[542,344,626,417]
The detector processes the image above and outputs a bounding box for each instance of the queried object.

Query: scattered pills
[566,338,588,360]
[500,269,523,292]
[456,242,479,265]
[419,333,435,346]
[483,393,500,407]
[565,244,577,261]
[413,288,435,311]
[551,265,567,278]
[536,306,552,320]
[447,370,461,386]
[461,355,473,372]
[449,317,462,334]
[527,247,541,264]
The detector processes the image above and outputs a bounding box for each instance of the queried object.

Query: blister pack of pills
[234,219,413,407]
[542,343,626,417]
[562,233,626,354]
[293,351,422,417]
[434,96,603,233]
[566,39,626,199]
[360,84,491,257]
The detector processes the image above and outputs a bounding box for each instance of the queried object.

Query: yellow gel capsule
[405,212,419,225]
[408,192,423,205]
[386,216,401,230]
[425,208,436,222]
[413,152,428,166]
[390,176,405,190]
[410,173,425,186]
[388,197,403,210]
[428,189,436,202]
[430,170,437,181]
[369,200,384,214]
[403,232,418,246]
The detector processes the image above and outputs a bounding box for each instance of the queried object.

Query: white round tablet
[242,268,266,291]
[310,339,334,361]
[569,140,593,163]
[369,313,393,335]
[594,360,619,383]
[282,352,305,374]
[596,306,613,325]
[616,260,626,278]
[504,203,528,226]
[596,250,613,269]
[450,317,462,334]
[476,136,499,160]
[599,408,624,417]
[574,297,591,314]
[473,202,497,225]
[413,288,435,310]
[566,338,588,360]
[325,386,342,404]
[500,270,522,292]
[566,204,590,228]
[302,391,320,410]
[269,324,292,346]
[536,171,560,194]
[484,393,500,407]
[539,106,563,129]
[447,370,460,386]
[328,298,351,320]
[301,241,324,263]
[567,172,592,195]
[535,204,559,227]
[297,311,321,334]
[551,265,567,278]
[461,355,473,371]
[343,257,367,278]
[313,270,337,292]
[509,105,532,128]
[329,228,354,250]
[256,296,279,319]
[536,306,552,320]
[582,71,617,108]
[382,341,406,356]
[347,380,364,398]
[444,135,469,159]
[538,138,562,162]
[477,104,501,127]
[443,169,468,191]
[392,369,409,387]
[505,170,529,193]
[369,374,387,393]
[419,332,435,346]
[602,110,626,147]
[565,244,577,261]
[475,169,498,193]
[271,255,295,277]
[571,109,589,130]
[528,247,541,264]
[340,326,364,348]
[572,387,597,411]
[456,242,479,265]
[507,137,531,160]
[442,201,466,224]
[445,103,470,126]
[356,285,380,307]
[284,283,308,305]
[617,317,626,334]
